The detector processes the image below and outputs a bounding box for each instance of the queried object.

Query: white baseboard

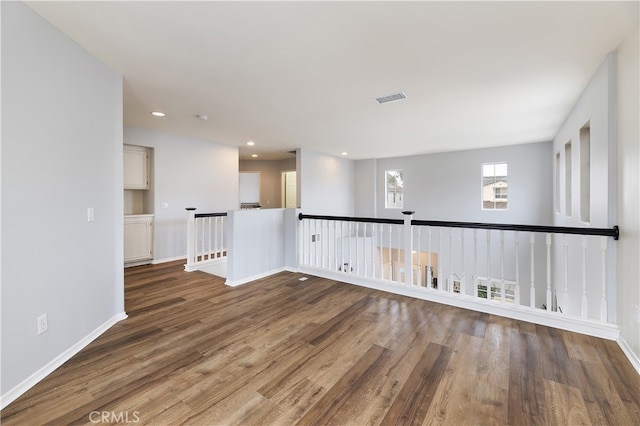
[152,255,186,265]
[225,267,287,287]
[0,312,128,410]
[298,266,621,341]
[617,335,640,375]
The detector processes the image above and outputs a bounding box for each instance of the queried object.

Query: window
[482,162,508,210]
[385,169,403,209]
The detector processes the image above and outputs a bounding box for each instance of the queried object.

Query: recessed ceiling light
[341,152,348,156]
[151,111,166,117]
[247,141,255,146]
[251,154,259,158]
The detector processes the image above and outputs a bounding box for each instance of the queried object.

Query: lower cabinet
[124,214,154,265]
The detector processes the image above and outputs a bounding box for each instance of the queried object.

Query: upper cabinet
[124,145,150,189]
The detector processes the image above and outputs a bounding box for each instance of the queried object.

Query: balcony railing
[298,211,619,339]
[185,208,227,272]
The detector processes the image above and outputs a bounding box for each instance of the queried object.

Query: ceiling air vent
[374,92,407,104]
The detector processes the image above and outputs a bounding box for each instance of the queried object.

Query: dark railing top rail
[185,208,227,218]
[195,212,227,218]
[298,213,402,225]
[299,213,619,240]
[411,219,619,240]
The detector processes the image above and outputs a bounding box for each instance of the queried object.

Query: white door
[282,171,297,208]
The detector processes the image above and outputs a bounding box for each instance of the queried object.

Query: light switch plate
[161,202,169,209]
[87,207,95,222]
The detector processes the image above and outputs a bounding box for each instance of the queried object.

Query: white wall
[124,126,239,261]
[299,149,355,216]
[354,159,377,217]
[357,142,553,225]
[616,25,640,370]
[552,54,618,321]
[1,2,124,405]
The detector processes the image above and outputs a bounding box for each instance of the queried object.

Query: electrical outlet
[161,202,169,209]
[37,314,48,335]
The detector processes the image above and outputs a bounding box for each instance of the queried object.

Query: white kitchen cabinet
[124,214,154,264]
[123,145,149,189]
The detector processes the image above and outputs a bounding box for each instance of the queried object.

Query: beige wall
[239,158,296,208]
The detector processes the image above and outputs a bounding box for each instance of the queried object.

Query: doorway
[282,170,297,208]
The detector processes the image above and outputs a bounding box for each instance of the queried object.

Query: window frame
[481,162,508,211]
[384,169,404,209]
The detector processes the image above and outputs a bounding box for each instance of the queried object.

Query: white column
[185,207,196,270]
[402,211,414,286]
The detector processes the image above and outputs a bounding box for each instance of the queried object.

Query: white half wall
[1,2,124,405]
[123,126,239,261]
[226,209,288,285]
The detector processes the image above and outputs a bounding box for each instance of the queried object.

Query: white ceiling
[26,1,639,160]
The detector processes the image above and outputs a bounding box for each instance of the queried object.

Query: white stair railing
[297,212,619,336]
[185,208,227,272]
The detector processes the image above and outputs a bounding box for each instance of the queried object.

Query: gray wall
[239,158,296,208]
[299,149,355,216]
[1,2,124,399]
[356,142,553,226]
[616,26,640,366]
[124,126,239,261]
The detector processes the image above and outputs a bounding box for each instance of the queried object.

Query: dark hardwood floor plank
[2,260,639,425]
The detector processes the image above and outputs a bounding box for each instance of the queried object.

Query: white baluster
[355,222,360,275]
[514,231,520,306]
[417,226,422,286]
[530,233,535,308]
[473,229,478,298]
[581,236,588,318]
[216,217,220,258]
[546,233,552,312]
[388,224,392,282]
[439,228,444,291]
[563,234,569,314]
[340,221,345,272]
[207,217,212,260]
[500,230,505,303]
[200,217,205,262]
[403,212,414,286]
[460,229,465,294]
[428,226,433,289]
[449,228,453,293]
[486,229,491,299]
[600,236,608,322]
[307,219,312,266]
[348,222,353,274]
[378,223,383,279]
[186,208,196,269]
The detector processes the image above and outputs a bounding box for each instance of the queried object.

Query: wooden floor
[3,260,640,425]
